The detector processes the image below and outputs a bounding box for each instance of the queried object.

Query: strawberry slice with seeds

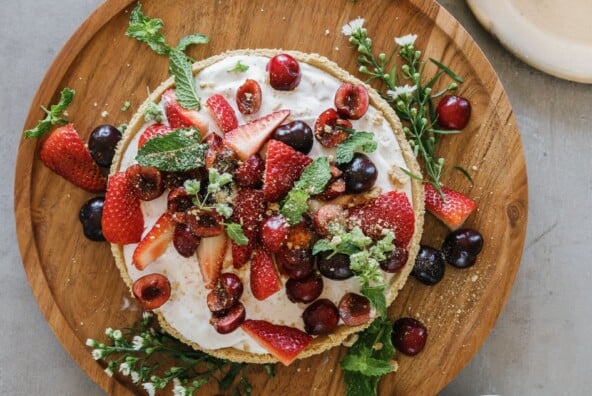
[231,189,266,268]
[250,249,281,300]
[138,123,174,148]
[263,139,313,202]
[39,124,106,192]
[224,110,290,161]
[102,172,144,244]
[240,320,312,366]
[424,183,477,230]
[161,89,210,134]
[206,94,238,133]
[132,213,175,270]
[196,233,228,288]
[347,191,415,247]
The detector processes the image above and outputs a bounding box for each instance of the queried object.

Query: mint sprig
[24,88,75,139]
[227,60,249,73]
[169,48,201,110]
[335,130,378,165]
[280,157,332,225]
[136,127,207,172]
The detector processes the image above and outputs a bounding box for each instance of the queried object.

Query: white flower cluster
[395,34,418,47]
[342,17,365,36]
[387,85,417,100]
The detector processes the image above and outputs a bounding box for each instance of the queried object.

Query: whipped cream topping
[120,55,412,353]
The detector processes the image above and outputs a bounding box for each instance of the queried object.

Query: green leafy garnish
[225,223,248,245]
[280,157,332,225]
[24,88,75,139]
[136,127,206,172]
[121,100,131,112]
[126,3,169,55]
[336,130,378,165]
[177,33,209,52]
[86,312,271,395]
[144,102,164,122]
[341,317,396,396]
[227,60,249,73]
[169,48,201,109]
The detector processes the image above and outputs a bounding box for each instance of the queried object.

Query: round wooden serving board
[15,0,527,394]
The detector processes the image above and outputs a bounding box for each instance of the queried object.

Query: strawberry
[39,124,106,192]
[132,213,175,270]
[206,94,238,133]
[250,249,281,300]
[231,189,265,268]
[102,172,144,244]
[424,183,477,230]
[161,89,210,134]
[263,139,312,202]
[347,191,415,247]
[223,110,290,160]
[240,320,312,366]
[196,233,228,289]
[234,154,265,188]
[138,123,174,148]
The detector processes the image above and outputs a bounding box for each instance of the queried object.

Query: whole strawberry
[39,124,106,192]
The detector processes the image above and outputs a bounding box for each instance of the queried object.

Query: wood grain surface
[14,0,527,395]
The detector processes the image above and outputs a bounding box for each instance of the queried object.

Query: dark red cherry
[338,153,378,194]
[391,317,427,356]
[260,214,290,253]
[314,108,351,147]
[286,273,323,303]
[132,273,171,310]
[302,299,339,335]
[173,223,200,257]
[210,302,246,334]
[411,245,445,285]
[126,164,165,201]
[220,273,244,301]
[436,95,471,130]
[236,79,262,115]
[380,247,408,273]
[268,54,301,90]
[317,252,353,280]
[334,83,369,120]
[79,197,105,241]
[88,124,122,167]
[338,293,371,326]
[272,120,314,154]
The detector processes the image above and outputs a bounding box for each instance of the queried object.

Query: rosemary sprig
[342,19,469,195]
[86,312,273,395]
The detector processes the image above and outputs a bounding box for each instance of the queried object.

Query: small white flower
[91,349,104,360]
[104,367,114,377]
[112,329,123,341]
[173,378,187,396]
[105,327,114,337]
[342,17,365,36]
[142,311,153,320]
[387,85,417,100]
[142,383,156,396]
[395,34,417,47]
[132,335,145,351]
[119,362,131,376]
[131,371,141,384]
[85,338,97,347]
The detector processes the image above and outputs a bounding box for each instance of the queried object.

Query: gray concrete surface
[2,0,591,395]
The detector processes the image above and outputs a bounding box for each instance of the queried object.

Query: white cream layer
[120,55,411,354]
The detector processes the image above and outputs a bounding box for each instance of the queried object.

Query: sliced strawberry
[234,154,265,188]
[161,89,210,134]
[347,191,415,247]
[206,94,238,133]
[138,123,174,148]
[102,172,144,244]
[231,189,265,268]
[424,183,477,230]
[223,110,290,161]
[39,124,106,192]
[196,233,228,288]
[132,213,175,270]
[240,320,312,366]
[263,139,313,202]
[250,249,281,300]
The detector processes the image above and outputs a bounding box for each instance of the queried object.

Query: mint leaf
[336,131,377,164]
[136,128,206,171]
[343,371,380,396]
[280,189,309,225]
[184,179,201,195]
[361,284,387,318]
[24,88,75,139]
[177,33,209,52]
[225,223,248,245]
[340,353,394,377]
[294,156,332,194]
[169,48,201,110]
[312,239,334,256]
[214,204,233,219]
[227,60,249,73]
[126,3,170,55]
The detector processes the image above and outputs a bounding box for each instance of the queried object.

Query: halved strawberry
[424,183,477,230]
[234,154,265,188]
[223,110,290,160]
[138,123,174,148]
[161,89,210,134]
[102,172,144,244]
[206,94,238,133]
[132,213,175,270]
[347,191,415,247]
[263,139,312,202]
[240,320,312,366]
[39,124,106,192]
[250,249,281,300]
[196,233,228,288]
[231,189,266,268]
